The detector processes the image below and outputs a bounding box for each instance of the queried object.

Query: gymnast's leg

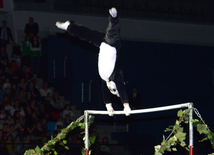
[56,21,105,47]
[113,72,131,116]
[103,8,121,51]
[102,80,114,116]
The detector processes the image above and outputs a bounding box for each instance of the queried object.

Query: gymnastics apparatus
[84,102,194,155]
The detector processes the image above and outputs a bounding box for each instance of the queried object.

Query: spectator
[29,99,39,114]
[10,60,19,73]
[10,83,19,98]
[14,118,24,134]
[2,95,12,112]
[40,81,52,99]
[5,114,14,126]
[0,46,8,61]
[100,137,111,154]
[0,58,9,74]
[21,35,31,56]
[25,122,35,136]
[54,116,63,131]
[26,110,39,127]
[50,92,64,111]
[62,104,74,120]
[24,17,39,41]
[0,68,5,81]
[13,135,22,155]
[129,86,142,110]
[21,66,33,83]
[44,92,52,104]
[24,107,36,135]
[0,78,3,92]
[22,134,31,152]
[0,129,4,141]
[26,81,40,101]
[3,87,13,104]
[33,121,48,142]
[41,118,48,131]
[0,107,6,129]
[13,111,24,127]
[0,107,6,120]
[0,129,10,155]
[40,134,48,148]
[14,89,27,107]
[5,134,13,154]
[10,100,25,117]
[7,124,17,139]
[90,125,99,142]
[20,35,31,70]
[2,123,9,138]
[0,20,14,49]
[3,66,13,80]
[30,36,41,75]
[3,77,11,91]
[25,91,32,105]
[64,114,71,128]
[24,106,33,125]
[4,66,19,84]
[18,78,27,91]
[31,36,40,51]
[32,79,39,89]
[38,103,50,121]
[54,125,62,137]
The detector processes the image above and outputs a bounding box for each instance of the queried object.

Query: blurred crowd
[0,17,78,155]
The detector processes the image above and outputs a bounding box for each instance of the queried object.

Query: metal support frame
[84,102,194,155]
[189,103,194,155]
[84,110,89,155]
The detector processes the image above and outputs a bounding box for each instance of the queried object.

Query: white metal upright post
[189,103,194,155]
[84,110,89,155]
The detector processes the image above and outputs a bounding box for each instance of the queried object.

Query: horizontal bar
[86,102,191,115]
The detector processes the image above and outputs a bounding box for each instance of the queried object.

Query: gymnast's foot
[123,103,131,116]
[105,103,114,116]
[55,21,70,30]
[109,7,117,18]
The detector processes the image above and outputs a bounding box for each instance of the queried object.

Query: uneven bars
[86,102,191,115]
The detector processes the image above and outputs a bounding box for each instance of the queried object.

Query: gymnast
[56,7,131,116]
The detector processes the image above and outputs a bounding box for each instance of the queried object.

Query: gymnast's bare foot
[55,21,70,30]
[105,103,114,116]
[109,7,117,18]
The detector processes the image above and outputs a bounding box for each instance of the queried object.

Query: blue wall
[44,35,101,109]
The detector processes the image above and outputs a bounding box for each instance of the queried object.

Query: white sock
[123,103,131,116]
[109,7,117,18]
[105,103,114,116]
[55,21,70,30]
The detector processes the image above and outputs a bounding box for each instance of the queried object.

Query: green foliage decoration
[154,109,214,155]
[24,115,95,155]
